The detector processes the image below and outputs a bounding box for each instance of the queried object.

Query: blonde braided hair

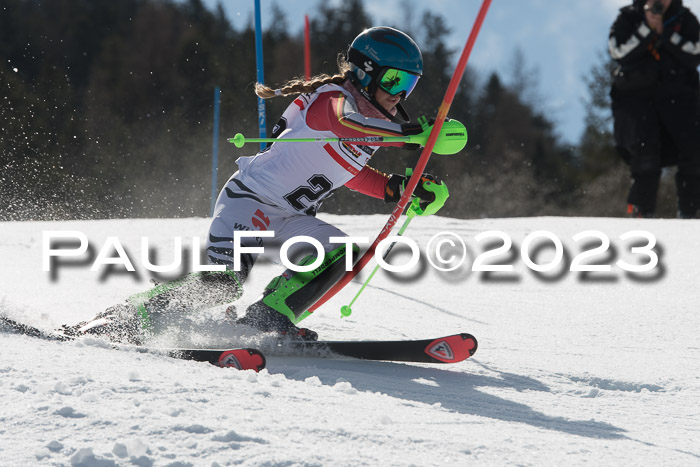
[255,56,352,99]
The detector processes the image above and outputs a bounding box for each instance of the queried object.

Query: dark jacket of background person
[609,0,700,217]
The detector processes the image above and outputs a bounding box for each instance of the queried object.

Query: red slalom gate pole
[309,0,493,313]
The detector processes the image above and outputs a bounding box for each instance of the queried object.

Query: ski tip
[461,333,478,357]
[424,333,478,363]
[217,348,266,372]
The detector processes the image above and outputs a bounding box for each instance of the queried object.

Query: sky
[206,0,700,145]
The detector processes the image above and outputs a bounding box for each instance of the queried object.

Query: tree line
[2,0,672,221]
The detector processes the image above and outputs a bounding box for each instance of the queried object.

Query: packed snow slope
[1,214,699,466]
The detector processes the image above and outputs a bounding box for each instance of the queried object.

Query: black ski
[0,315,266,372]
[287,333,478,364]
[3,315,477,367]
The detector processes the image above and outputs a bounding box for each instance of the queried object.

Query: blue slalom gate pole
[254,0,266,151]
[210,86,221,216]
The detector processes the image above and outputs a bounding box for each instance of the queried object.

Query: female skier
[66,26,453,343]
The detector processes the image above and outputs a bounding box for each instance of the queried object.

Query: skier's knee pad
[262,243,359,323]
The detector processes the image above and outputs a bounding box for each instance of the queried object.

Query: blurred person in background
[609,0,700,218]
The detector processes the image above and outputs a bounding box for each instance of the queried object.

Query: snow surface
[1,214,699,466]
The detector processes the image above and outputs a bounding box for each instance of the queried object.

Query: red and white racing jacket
[234,83,406,215]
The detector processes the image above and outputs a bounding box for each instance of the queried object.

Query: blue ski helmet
[348,27,423,99]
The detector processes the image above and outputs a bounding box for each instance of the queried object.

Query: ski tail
[2,315,266,372]
[171,348,266,372]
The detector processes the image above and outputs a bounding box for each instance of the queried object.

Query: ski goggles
[377,68,420,98]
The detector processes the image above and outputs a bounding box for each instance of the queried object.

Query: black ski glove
[400,118,436,135]
[384,172,441,212]
[400,117,435,151]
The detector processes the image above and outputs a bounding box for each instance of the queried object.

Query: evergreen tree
[0,0,607,220]
[573,51,631,216]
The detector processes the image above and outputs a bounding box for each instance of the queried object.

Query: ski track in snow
[1,215,699,466]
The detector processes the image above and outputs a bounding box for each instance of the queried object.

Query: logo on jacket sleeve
[341,142,363,159]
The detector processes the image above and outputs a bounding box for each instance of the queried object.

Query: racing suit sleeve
[344,165,389,199]
[307,90,417,198]
[306,91,406,144]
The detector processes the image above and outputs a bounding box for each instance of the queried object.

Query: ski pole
[340,199,420,318]
[228,118,467,155]
[229,133,410,147]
